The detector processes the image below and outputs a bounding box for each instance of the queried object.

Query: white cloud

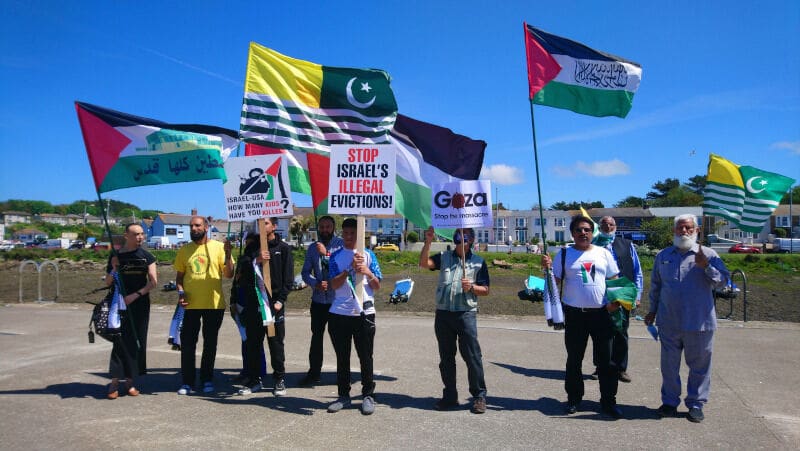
[552,159,631,177]
[481,164,524,185]
[772,141,800,155]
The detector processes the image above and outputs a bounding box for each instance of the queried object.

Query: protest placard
[431,180,493,229]
[223,155,293,221]
[327,144,396,215]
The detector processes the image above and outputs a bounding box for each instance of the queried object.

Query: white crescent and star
[746,176,768,193]
[346,77,376,109]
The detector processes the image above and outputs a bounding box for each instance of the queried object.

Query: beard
[190,230,206,242]
[673,233,697,251]
[318,231,333,243]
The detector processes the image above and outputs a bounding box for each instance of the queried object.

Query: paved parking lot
[1,303,799,450]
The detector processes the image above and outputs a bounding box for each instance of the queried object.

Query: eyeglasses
[453,233,473,243]
[574,227,593,233]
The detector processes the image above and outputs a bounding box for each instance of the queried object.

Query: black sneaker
[238,379,262,395]
[434,398,459,411]
[299,374,321,387]
[273,379,287,396]
[618,371,632,383]
[657,404,679,417]
[687,407,704,423]
[601,404,623,420]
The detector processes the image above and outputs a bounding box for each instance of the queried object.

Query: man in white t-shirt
[543,215,622,419]
[325,218,382,415]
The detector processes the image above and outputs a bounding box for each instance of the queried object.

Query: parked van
[42,238,70,249]
[773,238,800,253]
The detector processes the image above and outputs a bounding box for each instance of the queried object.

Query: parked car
[374,243,399,252]
[729,243,762,254]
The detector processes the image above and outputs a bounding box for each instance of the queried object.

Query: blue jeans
[434,310,487,400]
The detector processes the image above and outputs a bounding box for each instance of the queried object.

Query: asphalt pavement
[1,302,798,450]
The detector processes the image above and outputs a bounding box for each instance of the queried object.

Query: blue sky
[1,0,798,219]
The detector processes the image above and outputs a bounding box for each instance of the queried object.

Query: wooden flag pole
[258,218,275,337]
[355,215,366,311]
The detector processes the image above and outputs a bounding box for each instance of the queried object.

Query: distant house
[13,228,48,242]
[150,213,192,246]
[1,211,32,224]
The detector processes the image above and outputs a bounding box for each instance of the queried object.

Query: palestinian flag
[240,42,398,213]
[247,114,486,231]
[703,154,795,232]
[524,23,642,118]
[390,114,486,233]
[75,101,239,193]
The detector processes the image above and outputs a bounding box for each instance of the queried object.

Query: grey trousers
[659,328,714,409]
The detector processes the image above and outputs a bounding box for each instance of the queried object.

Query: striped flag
[524,23,642,118]
[240,42,398,213]
[75,101,239,193]
[703,154,795,232]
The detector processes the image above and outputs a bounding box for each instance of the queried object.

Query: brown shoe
[618,371,632,383]
[471,397,487,414]
[107,390,119,400]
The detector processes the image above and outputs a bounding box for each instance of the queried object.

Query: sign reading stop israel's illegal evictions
[431,180,493,229]
[223,155,293,221]
[327,144,396,215]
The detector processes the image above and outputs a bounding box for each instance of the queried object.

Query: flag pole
[95,191,141,350]
[528,102,547,253]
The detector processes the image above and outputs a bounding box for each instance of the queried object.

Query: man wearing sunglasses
[542,215,622,419]
[419,226,490,414]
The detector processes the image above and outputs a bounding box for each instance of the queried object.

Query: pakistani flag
[240,42,398,213]
[524,23,642,118]
[75,101,239,193]
[703,154,795,232]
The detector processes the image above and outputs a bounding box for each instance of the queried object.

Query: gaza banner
[431,180,493,229]
[327,144,396,215]
[223,155,293,221]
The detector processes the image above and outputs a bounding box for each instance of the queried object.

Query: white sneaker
[238,381,262,395]
[202,382,215,394]
[177,384,191,395]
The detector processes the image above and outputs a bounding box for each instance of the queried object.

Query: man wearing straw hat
[419,226,490,414]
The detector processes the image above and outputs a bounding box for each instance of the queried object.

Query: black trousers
[328,313,375,398]
[434,310,487,400]
[180,309,225,386]
[109,311,138,380]
[563,305,618,407]
[307,302,331,377]
[127,298,150,375]
[593,307,630,372]
[243,307,286,381]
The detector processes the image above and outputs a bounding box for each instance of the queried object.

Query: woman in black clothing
[104,224,157,399]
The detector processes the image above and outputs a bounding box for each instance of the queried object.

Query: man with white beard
[645,214,729,423]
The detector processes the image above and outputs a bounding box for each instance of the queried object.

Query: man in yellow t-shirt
[174,215,234,395]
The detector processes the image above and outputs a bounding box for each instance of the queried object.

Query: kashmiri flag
[240,42,398,212]
[703,154,795,233]
[524,23,642,118]
[75,102,239,193]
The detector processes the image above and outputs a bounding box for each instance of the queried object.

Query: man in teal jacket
[419,226,490,414]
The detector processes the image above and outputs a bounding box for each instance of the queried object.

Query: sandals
[107,379,139,399]
[107,380,119,400]
[125,380,140,396]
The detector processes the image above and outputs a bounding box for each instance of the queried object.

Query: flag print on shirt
[580,261,597,284]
